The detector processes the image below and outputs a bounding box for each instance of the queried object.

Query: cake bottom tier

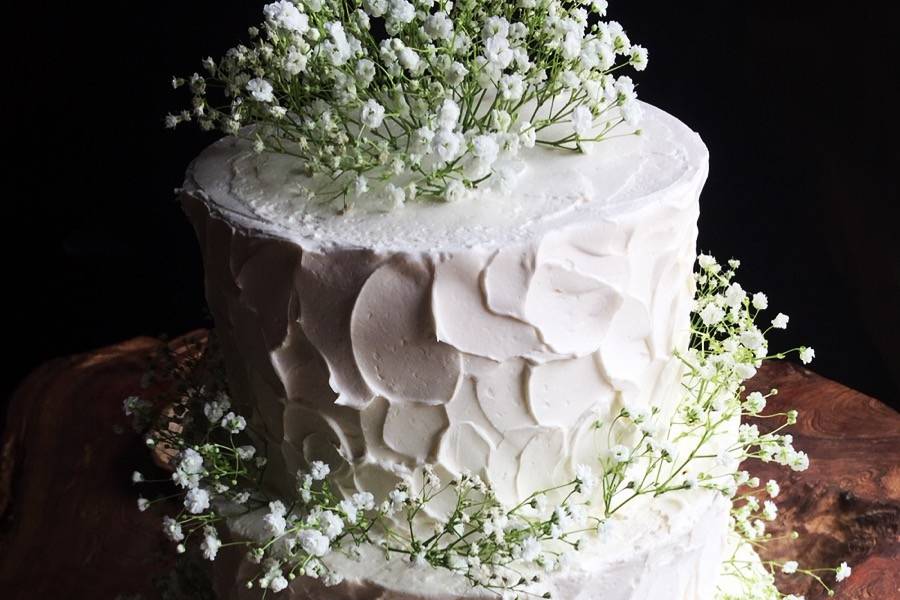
[215,490,733,600]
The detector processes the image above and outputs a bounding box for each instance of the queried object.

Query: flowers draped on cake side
[127,256,849,600]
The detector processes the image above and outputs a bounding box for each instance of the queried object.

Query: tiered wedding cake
[181,101,732,599]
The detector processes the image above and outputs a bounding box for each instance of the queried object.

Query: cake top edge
[183,101,708,254]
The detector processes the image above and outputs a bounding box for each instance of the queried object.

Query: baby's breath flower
[269,575,289,592]
[572,105,594,138]
[444,179,466,202]
[382,487,407,514]
[788,449,809,471]
[310,461,331,481]
[574,464,598,495]
[520,536,542,562]
[782,560,799,574]
[629,44,649,71]
[433,129,464,165]
[246,78,275,103]
[835,561,852,581]
[360,99,386,129]
[352,491,375,510]
[699,303,726,326]
[498,73,525,101]
[723,282,745,309]
[298,529,330,557]
[320,510,345,539]
[743,391,767,415]
[697,254,718,270]
[519,122,537,148]
[735,362,757,381]
[184,487,211,514]
[263,1,310,34]
[382,183,406,209]
[388,0,415,24]
[339,499,358,524]
[799,347,816,365]
[204,395,231,423]
[610,444,630,463]
[162,516,184,542]
[752,292,769,310]
[221,411,247,434]
[263,501,288,536]
[201,526,222,560]
[173,448,204,489]
[772,312,790,329]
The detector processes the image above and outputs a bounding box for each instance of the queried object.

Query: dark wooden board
[743,361,900,598]
[1,332,897,599]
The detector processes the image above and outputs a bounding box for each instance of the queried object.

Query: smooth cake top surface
[185,102,707,253]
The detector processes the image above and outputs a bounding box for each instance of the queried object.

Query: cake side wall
[180,160,704,514]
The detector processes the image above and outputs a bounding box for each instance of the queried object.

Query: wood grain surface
[1,332,897,599]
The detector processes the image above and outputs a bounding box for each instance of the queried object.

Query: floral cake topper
[168,0,648,209]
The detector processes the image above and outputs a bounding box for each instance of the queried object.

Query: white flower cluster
[168,0,649,208]
[271,464,603,596]
[127,258,850,599]
[691,254,814,383]
[202,392,249,435]
[688,257,850,600]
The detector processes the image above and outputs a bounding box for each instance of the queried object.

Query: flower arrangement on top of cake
[167,0,647,209]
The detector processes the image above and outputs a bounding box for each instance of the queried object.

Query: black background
[6,1,899,415]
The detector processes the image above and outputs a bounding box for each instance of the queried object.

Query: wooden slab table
[1,332,898,599]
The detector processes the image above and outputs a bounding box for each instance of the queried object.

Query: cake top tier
[185,102,707,253]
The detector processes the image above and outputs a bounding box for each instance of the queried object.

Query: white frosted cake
[181,101,733,599]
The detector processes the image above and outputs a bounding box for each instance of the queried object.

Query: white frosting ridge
[351,256,462,406]
[182,101,720,597]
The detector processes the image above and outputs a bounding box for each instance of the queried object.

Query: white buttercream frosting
[182,101,723,598]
